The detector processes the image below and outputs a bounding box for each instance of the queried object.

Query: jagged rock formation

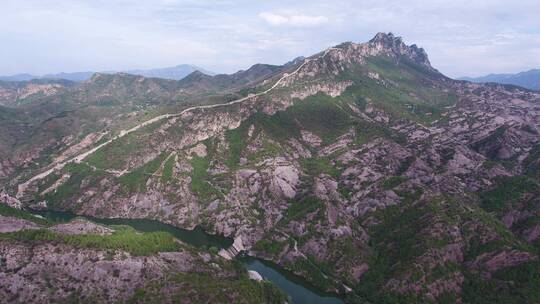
[369,32,434,70]
[1,33,540,303]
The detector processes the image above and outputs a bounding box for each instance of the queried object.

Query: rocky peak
[86,72,107,83]
[369,32,402,46]
[84,72,153,89]
[284,56,306,67]
[300,33,437,80]
[368,32,433,70]
[182,70,211,81]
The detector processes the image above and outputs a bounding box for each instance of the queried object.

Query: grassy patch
[0,225,181,256]
[335,56,457,125]
[395,186,424,204]
[228,92,354,150]
[246,139,285,163]
[118,153,167,193]
[461,205,530,257]
[250,112,299,143]
[161,154,175,183]
[253,238,288,255]
[189,154,223,202]
[356,199,463,302]
[86,133,139,170]
[44,163,105,208]
[352,118,407,146]
[480,176,540,213]
[0,204,52,225]
[287,94,352,143]
[279,196,325,226]
[483,159,517,171]
[338,185,354,199]
[381,176,407,190]
[299,157,340,179]
[225,125,249,169]
[285,257,340,292]
[523,144,540,178]
[463,261,540,304]
[128,270,290,304]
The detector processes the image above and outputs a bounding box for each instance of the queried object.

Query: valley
[30,209,344,303]
[15,46,330,198]
[1,32,540,303]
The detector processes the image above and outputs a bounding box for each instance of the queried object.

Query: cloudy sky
[2,0,539,77]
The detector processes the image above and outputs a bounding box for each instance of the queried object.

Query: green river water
[33,210,344,304]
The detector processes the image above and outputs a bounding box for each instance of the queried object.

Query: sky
[1,0,539,78]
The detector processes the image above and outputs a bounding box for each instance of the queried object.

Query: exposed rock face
[0,189,21,209]
[0,80,70,107]
[369,32,434,70]
[470,250,537,274]
[0,216,40,233]
[188,143,208,158]
[0,242,168,303]
[267,160,300,199]
[54,132,107,164]
[0,239,254,304]
[48,218,113,235]
[290,81,353,100]
[248,270,264,281]
[0,215,285,304]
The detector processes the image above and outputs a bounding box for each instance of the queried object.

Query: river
[32,210,344,304]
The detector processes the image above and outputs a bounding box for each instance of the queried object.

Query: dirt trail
[17,48,337,198]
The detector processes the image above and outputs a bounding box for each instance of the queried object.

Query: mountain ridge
[1,32,540,303]
[0,64,214,82]
[459,68,540,90]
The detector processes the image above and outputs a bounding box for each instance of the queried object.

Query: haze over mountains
[0,64,214,82]
[6,63,539,93]
[1,32,540,304]
[460,69,540,91]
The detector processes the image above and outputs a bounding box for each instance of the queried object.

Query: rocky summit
[1,32,540,303]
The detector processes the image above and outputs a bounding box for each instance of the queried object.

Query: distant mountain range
[459,69,540,90]
[0,64,214,82]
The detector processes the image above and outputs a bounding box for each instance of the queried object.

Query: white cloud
[259,12,328,27]
[258,12,288,26]
[1,0,540,76]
